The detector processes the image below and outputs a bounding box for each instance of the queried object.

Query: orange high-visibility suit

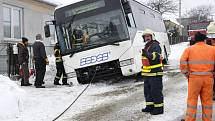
[180,42,215,121]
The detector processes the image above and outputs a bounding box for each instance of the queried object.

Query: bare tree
[146,0,178,15]
[183,5,214,19]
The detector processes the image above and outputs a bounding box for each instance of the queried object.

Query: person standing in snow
[53,42,69,85]
[141,29,164,115]
[180,32,215,121]
[32,34,49,88]
[17,37,32,86]
[206,21,215,101]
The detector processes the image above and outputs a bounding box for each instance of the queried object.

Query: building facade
[0,0,57,44]
[0,0,57,75]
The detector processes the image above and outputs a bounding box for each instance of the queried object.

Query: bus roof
[55,0,161,15]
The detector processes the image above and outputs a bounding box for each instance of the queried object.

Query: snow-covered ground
[0,75,26,121]
[0,42,190,121]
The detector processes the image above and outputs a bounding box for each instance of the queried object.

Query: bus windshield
[55,0,129,55]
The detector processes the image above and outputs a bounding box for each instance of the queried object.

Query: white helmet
[207,22,215,38]
[142,29,156,40]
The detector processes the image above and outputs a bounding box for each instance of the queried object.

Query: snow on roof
[56,0,84,10]
[34,0,59,7]
[164,18,184,28]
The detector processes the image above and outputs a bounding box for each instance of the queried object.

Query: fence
[0,43,54,77]
[0,43,9,76]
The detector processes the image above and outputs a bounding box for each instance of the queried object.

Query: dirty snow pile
[0,75,26,121]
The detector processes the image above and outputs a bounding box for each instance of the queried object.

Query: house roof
[34,0,59,7]
[164,19,184,28]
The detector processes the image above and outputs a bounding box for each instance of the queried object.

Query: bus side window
[125,13,136,28]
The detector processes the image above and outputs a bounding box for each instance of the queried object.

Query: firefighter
[141,29,164,115]
[33,34,49,88]
[17,37,32,86]
[53,43,69,85]
[206,21,215,101]
[180,32,215,121]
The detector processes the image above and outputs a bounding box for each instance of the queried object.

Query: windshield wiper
[108,42,120,46]
[69,47,83,57]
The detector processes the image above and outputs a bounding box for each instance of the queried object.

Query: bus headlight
[120,58,134,67]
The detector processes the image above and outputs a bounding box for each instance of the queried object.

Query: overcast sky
[49,0,215,19]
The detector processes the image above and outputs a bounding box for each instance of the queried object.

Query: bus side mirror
[44,24,51,38]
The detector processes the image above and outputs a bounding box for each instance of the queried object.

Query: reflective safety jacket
[141,40,163,76]
[180,42,215,78]
[54,48,63,63]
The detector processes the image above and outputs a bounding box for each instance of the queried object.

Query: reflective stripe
[154,103,164,107]
[55,76,61,79]
[142,69,151,73]
[142,56,147,59]
[152,52,156,60]
[202,105,213,110]
[56,57,61,59]
[63,76,67,79]
[202,114,212,119]
[187,104,197,109]
[141,72,163,76]
[143,64,163,69]
[56,59,63,63]
[190,71,213,75]
[186,113,196,118]
[180,60,214,65]
[146,102,154,106]
[55,49,61,53]
[180,61,188,65]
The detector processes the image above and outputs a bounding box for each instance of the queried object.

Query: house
[0,0,57,44]
[0,0,58,75]
[177,17,212,40]
[164,19,183,44]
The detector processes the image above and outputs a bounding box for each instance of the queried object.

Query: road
[60,71,192,121]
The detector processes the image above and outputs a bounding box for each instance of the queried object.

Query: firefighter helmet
[207,22,215,38]
[142,29,156,40]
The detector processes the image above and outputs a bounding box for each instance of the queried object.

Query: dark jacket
[143,40,163,73]
[54,44,63,63]
[33,40,47,60]
[17,42,29,64]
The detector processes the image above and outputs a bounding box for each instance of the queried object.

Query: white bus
[45,0,170,84]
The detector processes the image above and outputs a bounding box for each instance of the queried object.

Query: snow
[167,42,189,71]
[0,75,26,121]
[0,42,189,121]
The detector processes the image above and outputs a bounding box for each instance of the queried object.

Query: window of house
[3,5,22,39]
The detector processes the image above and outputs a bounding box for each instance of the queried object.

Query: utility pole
[179,0,182,36]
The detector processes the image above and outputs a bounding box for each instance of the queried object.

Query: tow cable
[52,63,97,121]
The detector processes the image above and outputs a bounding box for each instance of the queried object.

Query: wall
[0,0,56,46]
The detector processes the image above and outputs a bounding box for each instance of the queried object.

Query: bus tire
[77,77,90,84]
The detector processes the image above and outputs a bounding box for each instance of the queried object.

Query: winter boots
[142,106,164,115]
[54,78,69,85]
[21,78,32,86]
[150,107,164,115]
[142,105,154,113]
[62,78,69,85]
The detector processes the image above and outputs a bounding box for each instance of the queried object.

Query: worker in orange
[180,32,215,121]
[206,21,215,100]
